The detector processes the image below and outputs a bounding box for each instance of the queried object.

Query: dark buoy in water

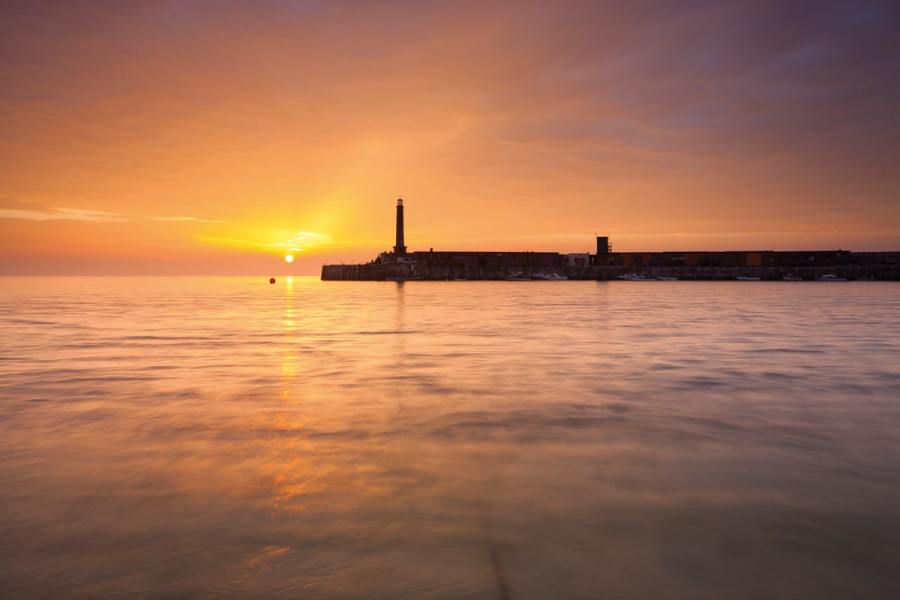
[269,277,276,284]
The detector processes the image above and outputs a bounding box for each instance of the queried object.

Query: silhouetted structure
[321,200,900,281]
[596,236,610,256]
[394,198,406,256]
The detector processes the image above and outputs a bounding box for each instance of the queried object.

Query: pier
[322,200,900,281]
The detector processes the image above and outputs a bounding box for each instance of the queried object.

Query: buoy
[269,277,276,284]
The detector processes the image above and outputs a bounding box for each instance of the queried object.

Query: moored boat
[617,273,653,281]
[506,272,531,281]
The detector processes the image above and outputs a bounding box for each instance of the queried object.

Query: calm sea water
[1,277,900,599]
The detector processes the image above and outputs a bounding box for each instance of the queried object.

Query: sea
[1,276,899,599]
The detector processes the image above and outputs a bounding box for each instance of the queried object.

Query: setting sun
[284,254,294,264]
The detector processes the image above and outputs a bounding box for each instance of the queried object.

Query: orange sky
[2,1,899,274]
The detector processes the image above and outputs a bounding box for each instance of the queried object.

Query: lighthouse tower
[394,198,407,255]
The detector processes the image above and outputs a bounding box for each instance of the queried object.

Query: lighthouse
[394,198,407,255]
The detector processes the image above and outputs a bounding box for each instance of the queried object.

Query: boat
[655,276,678,281]
[817,274,847,282]
[616,273,652,281]
[783,274,802,281]
[736,276,761,281]
[506,272,531,281]
[543,273,568,281]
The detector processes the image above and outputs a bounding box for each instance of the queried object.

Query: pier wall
[322,250,900,281]
[321,263,386,280]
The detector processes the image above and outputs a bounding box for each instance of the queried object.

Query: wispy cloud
[272,231,334,252]
[150,215,225,224]
[0,198,223,224]
[201,231,335,253]
[0,206,129,222]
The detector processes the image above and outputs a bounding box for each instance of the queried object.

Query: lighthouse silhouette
[394,198,407,255]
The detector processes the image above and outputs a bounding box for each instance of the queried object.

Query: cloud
[150,215,225,224]
[273,231,334,252]
[0,197,223,224]
[0,206,129,222]
[201,231,336,253]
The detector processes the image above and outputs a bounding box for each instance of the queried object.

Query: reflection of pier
[322,199,900,281]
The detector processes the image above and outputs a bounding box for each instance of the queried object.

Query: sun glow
[200,230,336,254]
[284,254,295,263]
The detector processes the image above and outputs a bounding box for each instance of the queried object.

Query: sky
[1,0,899,275]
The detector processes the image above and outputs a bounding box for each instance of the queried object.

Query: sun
[284,254,295,264]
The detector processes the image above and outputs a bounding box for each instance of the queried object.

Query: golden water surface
[1,277,899,599]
